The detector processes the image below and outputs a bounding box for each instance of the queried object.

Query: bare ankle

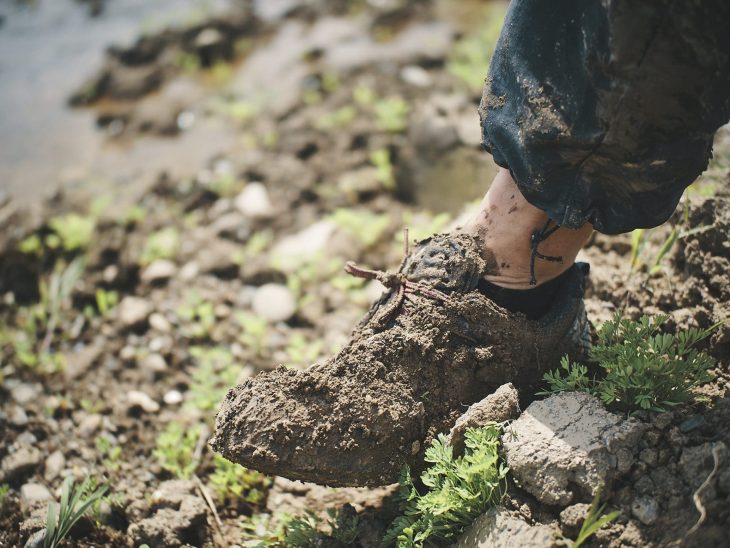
[462,168,592,289]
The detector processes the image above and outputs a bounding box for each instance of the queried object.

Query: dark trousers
[480,0,730,234]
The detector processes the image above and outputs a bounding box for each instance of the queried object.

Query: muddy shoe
[210,233,590,487]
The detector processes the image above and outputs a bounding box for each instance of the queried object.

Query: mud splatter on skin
[212,234,589,487]
[508,205,518,214]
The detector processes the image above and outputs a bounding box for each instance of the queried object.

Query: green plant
[383,424,508,547]
[95,435,122,473]
[284,332,323,369]
[236,311,269,357]
[316,105,357,130]
[370,148,396,191]
[569,487,620,547]
[177,291,216,339]
[447,5,505,94]
[187,346,242,413]
[48,213,95,252]
[140,227,179,265]
[154,422,202,479]
[39,257,86,353]
[540,314,717,413]
[209,454,269,505]
[241,507,359,547]
[375,96,410,133]
[0,483,9,511]
[44,476,108,548]
[19,234,42,255]
[329,208,391,248]
[95,288,119,316]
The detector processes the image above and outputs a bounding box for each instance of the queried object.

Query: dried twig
[686,442,723,537]
[193,474,224,547]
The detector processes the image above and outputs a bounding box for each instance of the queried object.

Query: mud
[212,235,590,486]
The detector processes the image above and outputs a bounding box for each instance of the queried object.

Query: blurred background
[0,0,508,545]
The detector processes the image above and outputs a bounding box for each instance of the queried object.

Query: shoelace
[529,218,564,286]
[344,229,451,327]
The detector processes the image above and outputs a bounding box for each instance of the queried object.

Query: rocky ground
[0,1,728,546]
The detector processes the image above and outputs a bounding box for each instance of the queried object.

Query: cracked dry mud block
[503,392,646,506]
[126,480,208,547]
[454,507,559,548]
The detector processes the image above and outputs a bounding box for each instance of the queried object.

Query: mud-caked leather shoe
[210,233,590,487]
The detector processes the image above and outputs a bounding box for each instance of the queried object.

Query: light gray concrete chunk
[454,507,559,548]
[502,392,645,506]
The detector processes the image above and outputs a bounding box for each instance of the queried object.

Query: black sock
[477,266,574,320]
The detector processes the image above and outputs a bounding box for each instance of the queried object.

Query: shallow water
[0,0,232,205]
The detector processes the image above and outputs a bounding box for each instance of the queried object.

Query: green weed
[154,422,202,479]
[316,105,357,130]
[95,288,119,316]
[0,483,9,512]
[236,311,269,357]
[240,507,359,547]
[48,213,96,252]
[329,208,390,248]
[375,96,410,133]
[140,227,179,266]
[177,291,216,339]
[370,148,396,191]
[209,454,270,505]
[95,435,122,473]
[284,332,323,369]
[447,5,505,94]
[540,314,717,414]
[569,487,620,548]
[187,346,242,413]
[383,424,508,547]
[44,476,108,548]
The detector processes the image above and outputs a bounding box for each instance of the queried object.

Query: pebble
[11,383,41,405]
[149,312,172,333]
[1,446,42,482]
[20,483,53,512]
[140,353,167,373]
[631,495,659,525]
[252,284,297,322]
[679,414,705,433]
[77,414,103,437]
[559,503,591,531]
[44,451,66,482]
[273,220,336,269]
[127,390,160,413]
[141,259,177,283]
[163,390,184,405]
[118,296,151,327]
[120,345,136,361]
[179,261,200,281]
[400,64,433,87]
[234,182,274,219]
[10,406,29,427]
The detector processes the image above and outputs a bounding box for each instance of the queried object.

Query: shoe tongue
[402,234,485,293]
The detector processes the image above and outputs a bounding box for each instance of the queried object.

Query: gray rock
[44,451,66,482]
[195,237,240,277]
[118,296,151,327]
[149,312,172,333]
[64,344,102,381]
[208,211,249,241]
[234,182,274,219]
[448,384,520,454]
[23,528,46,548]
[272,220,336,270]
[631,495,659,525]
[126,390,160,413]
[11,383,42,405]
[454,507,559,548]
[140,353,168,373]
[10,406,28,427]
[20,483,52,512]
[127,480,208,547]
[400,65,433,87]
[1,446,43,482]
[163,390,184,406]
[252,284,297,323]
[77,413,103,437]
[142,259,177,283]
[502,392,646,505]
[559,503,591,536]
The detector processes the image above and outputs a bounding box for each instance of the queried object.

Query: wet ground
[0,1,728,547]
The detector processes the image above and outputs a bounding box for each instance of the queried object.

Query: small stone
[11,383,41,405]
[1,446,42,482]
[140,353,167,373]
[455,507,558,548]
[234,182,274,219]
[118,297,151,327]
[179,261,200,281]
[20,483,52,512]
[559,503,591,536]
[400,65,433,87]
[272,220,336,269]
[120,345,136,361]
[77,414,103,437]
[64,344,102,381]
[127,390,160,413]
[103,265,119,283]
[142,259,177,283]
[149,313,172,333]
[44,451,66,482]
[10,406,28,427]
[631,495,659,525]
[163,390,184,405]
[252,284,297,322]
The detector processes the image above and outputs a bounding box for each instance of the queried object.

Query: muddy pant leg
[480,0,730,235]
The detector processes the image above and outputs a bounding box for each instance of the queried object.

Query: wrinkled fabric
[480,0,730,234]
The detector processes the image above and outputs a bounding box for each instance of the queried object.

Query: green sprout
[154,422,202,479]
[140,227,179,266]
[569,487,620,547]
[48,214,96,252]
[44,476,108,548]
[375,96,410,133]
[370,148,396,191]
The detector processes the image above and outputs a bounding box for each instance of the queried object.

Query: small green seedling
[44,476,108,548]
[570,487,620,547]
[375,96,410,133]
[0,483,9,511]
[370,148,396,191]
[540,314,718,414]
[154,422,202,479]
[209,454,270,505]
[48,214,95,252]
[140,227,179,266]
